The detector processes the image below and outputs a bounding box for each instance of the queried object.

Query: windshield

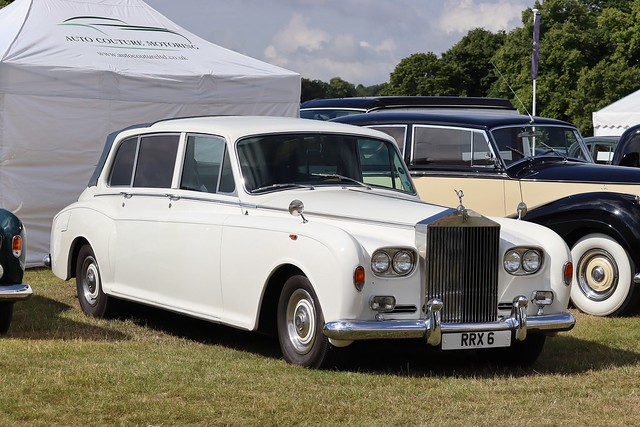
[237,133,414,194]
[491,125,591,166]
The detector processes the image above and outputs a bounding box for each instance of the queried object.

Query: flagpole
[532,9,540,116]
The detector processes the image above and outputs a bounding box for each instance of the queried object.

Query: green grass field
[1,268,639,426]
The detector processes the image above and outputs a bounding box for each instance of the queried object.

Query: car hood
[253,187,453,227]
[509,158,640,183]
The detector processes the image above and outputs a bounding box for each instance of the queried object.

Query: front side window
[236,133,414,194]
[181,134,235,193]
[491,125,590,166]
[411,125,494,167]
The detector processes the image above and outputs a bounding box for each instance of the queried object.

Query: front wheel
[570,233,638,316]
[75,244,113,318]
[0,302,14,334]
[277,275,331,368]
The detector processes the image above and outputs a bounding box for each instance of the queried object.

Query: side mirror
[517,202,528,220]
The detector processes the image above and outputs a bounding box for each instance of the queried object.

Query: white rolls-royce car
[47,116,575,368]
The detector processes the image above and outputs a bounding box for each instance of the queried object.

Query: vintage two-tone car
[0,208,31,333]
[612,125,640,167]
[46,116,574,367]
[329,102,640,317]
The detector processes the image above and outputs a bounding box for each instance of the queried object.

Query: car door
[107,133,185,305]
[159,133,239,320]
[369,124,511,216]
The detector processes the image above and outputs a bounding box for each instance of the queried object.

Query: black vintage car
[611,124,640,167]
[316,98,640,317]
[0,208,31,333]
[300,96,517,121]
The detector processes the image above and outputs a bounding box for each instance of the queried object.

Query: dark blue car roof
[332,109,575,129]
[301,96,516,111]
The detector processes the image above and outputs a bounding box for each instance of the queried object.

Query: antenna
[490,60,534,123]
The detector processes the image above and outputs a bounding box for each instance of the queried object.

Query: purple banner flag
[531,9,540,80]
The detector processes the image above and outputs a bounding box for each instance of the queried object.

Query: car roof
[117,115,395,141]
[300,96,517,111]
[332,109,575,129]
[88,116,397,188]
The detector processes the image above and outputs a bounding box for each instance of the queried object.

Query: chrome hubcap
[81,256,100,306]
[286,289,316,355]
[577,248,618,301]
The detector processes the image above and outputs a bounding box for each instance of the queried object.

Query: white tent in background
[593,89,640,136]
[0,0,300,266]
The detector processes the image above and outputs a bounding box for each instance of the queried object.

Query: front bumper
[323,296,576,346]
[0,284,33,302]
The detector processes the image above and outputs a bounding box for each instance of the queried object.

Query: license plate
[441,330,511,350]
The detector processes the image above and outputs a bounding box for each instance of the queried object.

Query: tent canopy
[592,89,640,136]
[0,0,300,266]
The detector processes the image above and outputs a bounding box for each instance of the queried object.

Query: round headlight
[392,250,414,275]
[522,250,541,272]
[371,251,391,274]
[504,250,521,273]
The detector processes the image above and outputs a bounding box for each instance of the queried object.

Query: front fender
[220,215,368,330]
[516,192,640,267]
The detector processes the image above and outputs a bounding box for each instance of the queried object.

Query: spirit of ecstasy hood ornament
[454,189,469,221]
[454,189,465,212]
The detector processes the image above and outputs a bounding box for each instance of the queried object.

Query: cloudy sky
[145,0,535,86]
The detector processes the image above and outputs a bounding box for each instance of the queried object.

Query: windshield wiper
[251,183,315,194]
[311,173,371,190]
[536,141,566,159]
[506,146,528,158]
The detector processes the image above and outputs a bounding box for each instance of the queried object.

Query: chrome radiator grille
[423,210,500,323]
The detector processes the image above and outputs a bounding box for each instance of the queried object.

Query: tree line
[4,0,638,135]
[303,0,640,136]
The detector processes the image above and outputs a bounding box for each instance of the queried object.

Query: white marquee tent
[0,0,300,266]
[592,89,640,136]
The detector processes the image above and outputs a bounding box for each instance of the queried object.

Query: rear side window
[108,134,180,188]
[109,137,137,186]
[368,125,408,155]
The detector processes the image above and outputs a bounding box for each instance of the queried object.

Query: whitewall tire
[570,233,637,316]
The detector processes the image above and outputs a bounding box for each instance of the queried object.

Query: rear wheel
[76,245,113,318]
[0,302,14,334]
[570,234,638,316]
[277,275,331,368]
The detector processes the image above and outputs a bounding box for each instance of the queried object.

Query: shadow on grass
[327,334,640,377]
[111,299,640,377]
[113,299,282,360]
[9,287,639,377]
[5,294,129,341]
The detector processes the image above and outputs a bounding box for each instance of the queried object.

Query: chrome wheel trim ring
[285,289,316,355]
[576,248,618,301]
[81,256,100,306]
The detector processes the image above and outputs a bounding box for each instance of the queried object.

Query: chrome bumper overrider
[0,284,33,302]
[323,296,576,345]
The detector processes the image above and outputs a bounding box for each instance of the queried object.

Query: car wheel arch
[67,236,91,280]
[257,264,306,336]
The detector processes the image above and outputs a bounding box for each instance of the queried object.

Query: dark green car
[0,209,31,333]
